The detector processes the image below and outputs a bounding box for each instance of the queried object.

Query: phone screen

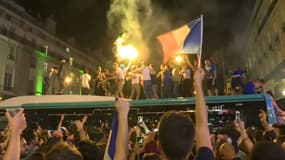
[235,111,241,122]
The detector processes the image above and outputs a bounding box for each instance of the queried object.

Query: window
[4,72,13,91]
[28,27,33,33]
[8,47,15,61]
[274,34,280,43]
[31,39,36,48]
[258,58,262,65]
[269,44,273,51]
[0,8,4,16]
[5,14,11,21]
[9,27,15,37]
[28,80,34,95]
[30,56,36,68]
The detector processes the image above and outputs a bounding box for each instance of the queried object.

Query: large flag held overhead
[104,112,118,160]
[157,16,203,63]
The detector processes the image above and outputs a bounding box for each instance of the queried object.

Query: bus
[0,94,278,133]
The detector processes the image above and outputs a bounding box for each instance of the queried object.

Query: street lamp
[65,76,72,84]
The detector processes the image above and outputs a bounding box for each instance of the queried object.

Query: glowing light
[65,76,72,84]
[115,33,138,60]
[118,45,138,60]
[282,90,285,96]
[175,56,183,63]
[176,55,183,63]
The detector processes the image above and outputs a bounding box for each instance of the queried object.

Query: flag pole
[198,14,203,68]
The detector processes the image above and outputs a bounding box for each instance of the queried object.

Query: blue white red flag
[104,112,118,160]
[157,17,203,63]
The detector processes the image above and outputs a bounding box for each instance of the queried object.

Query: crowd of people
[90,57,219,99]
[1,68,285,160]
[43,55,279,101]
[44,56,222,98]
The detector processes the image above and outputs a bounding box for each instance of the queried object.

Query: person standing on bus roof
[205,59,218,96]
[80,68,91,95]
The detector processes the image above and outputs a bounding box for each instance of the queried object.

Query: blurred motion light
[282,90,285,96]
[115,33,138,60]
[118,45,138,60]
[65,76,72,84]
[176,55,183,63]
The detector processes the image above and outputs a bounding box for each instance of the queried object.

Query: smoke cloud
[107,0,153,61]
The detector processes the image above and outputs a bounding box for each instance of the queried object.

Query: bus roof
[0,94,277,124]
[0,94,272,109]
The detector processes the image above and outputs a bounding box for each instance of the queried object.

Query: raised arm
[114,98,130,160]
[3,108,27,160]
[124,60,132,73]
[194,68,213,150]
[75,115,88,140]
[235,120,253,154]
[185,56,194,70]
[57,114,64,131]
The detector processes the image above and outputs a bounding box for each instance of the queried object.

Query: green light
[79,69,84,74]
[34,50,49,59]
[35,60,44,95]
[36,70,43,95]
[34,50,48,95]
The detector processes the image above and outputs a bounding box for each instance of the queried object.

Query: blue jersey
[164,70,172,85]
[243,82,255,94]
[233,69,243,77]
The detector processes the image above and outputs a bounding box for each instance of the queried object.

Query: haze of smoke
[107,0,153,60]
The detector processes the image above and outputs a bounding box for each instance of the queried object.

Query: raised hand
[6,108,26,134]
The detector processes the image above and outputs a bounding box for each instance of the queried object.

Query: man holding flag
[104,98,130,160]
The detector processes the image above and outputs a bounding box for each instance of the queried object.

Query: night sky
[15,0,256,65]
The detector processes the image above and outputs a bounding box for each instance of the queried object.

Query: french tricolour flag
[157,16,203,63]
[104,112,118,160]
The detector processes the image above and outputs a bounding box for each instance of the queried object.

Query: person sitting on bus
[157,68,214,160]
[243,79,265,94]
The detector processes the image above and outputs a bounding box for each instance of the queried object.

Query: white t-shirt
[131,73,140,84]
[183,68,191,79]
[141,66,151,80]
[81,73,91,88]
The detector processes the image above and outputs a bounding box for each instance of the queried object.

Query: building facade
[246,0,285,99]
[0,0,100,99]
